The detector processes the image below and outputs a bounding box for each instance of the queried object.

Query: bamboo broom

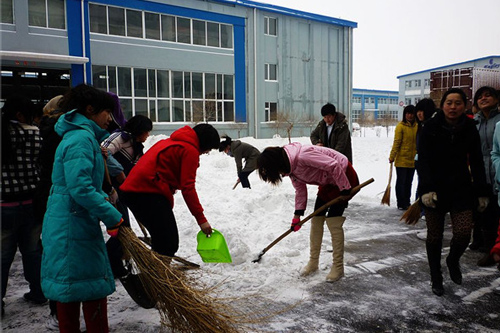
[381,162,393,206]
[400,198,422,225]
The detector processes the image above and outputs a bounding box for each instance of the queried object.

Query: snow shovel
[197,229,232,263]
[252,178,374,263]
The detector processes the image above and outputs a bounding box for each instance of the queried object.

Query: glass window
[1,0,14,24]
[172,71,184,98]
[134,99,148,117]
[145,12,160,40]
[184,72,191,98]
[265,102,277,121]
[118,67,132,97]
[148,69,156,97]
[192,101,204,122]
[224,75,233,99]
[108,67,117,93]
[126,9,142,38]
[176,17,190,44]
[134,68,147,97]
[89,4,107,34]
[192,72,203,99]
[216,74,222,99]
[205,73,216,99]
[158,99,170,122]
[205,100,216,121]
[121,99,133,120]
[92,65,107,90]
[148,100,157,122]
[185,100,192,122]
[47,0,65,29]
[192,20,206,46]
[108,7,125,36]
[207,22,219,47]
[161,15,175,42]
[157,70,169,98]
[265,64,277,81]
[173,100,184,121]
[224,102,234,121]
[264,17,277,36]
[220,24,232,49]
[28,0,46,27]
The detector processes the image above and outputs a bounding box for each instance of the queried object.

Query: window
[1,0,13,24]
[390,98,398,104]
[424,79,430,87]
[93,66,235,123]
[351,110,361,122]
[414,79,421,87]
[29,0,65,29]
[352,96,361,103]
[161,15,175,42]
[264,16,277,36]
[220,24,232,48]
[176,17,191,43]
[126,9,142,38]
[265,64,277,81]
[89,4,107,34]
[405,80,412,88]
[108,7,125,36]
[145,12,160,40]
[364,97,374,104]
[265,102,277,121]
[405,98,411,105]
[414,97,421,104]
[378,98,387,105]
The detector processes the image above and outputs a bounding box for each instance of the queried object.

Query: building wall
[1,0,356,139]
[351,88,399,125]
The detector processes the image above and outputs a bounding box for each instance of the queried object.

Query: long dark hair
[415,98,436,124]
[257,146,290,185]
[121,115,152,141]
[1,96,35,164]
[401,105,415,123]
[58,84,115,116]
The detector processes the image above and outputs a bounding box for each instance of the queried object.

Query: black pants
[395,167,415,209]
[238,171,252,188]
[120,192,179,256]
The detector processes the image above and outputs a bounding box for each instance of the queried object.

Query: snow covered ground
[2,127,500,332]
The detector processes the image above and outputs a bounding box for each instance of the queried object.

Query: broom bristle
[381,185,391,206]
[400,200,421,225]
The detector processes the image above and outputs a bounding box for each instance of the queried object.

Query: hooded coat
[41,110,122,303]
[230,140,260,174]
[389,120,417,168]
[283,142,351,213]
[119,126,207,224]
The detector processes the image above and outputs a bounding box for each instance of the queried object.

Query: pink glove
[291,218,301,232]
[107,218,124,237]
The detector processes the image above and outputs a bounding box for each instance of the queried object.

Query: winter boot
[325,217,346,282]
[300,216,325,276]
[446,240,468,285]
[426,242,444,296]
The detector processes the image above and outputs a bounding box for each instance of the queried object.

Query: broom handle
[256,178,374,258]
[388,161,393,185]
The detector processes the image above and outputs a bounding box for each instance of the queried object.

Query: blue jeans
[1,203,44,300]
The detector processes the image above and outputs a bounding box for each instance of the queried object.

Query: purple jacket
[283,142,351,212]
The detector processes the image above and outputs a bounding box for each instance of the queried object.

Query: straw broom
[400,198,421,225]
[381,162,393,206]
[117,226,247,332]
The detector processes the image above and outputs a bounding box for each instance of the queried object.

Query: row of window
[92,65,235,123]
[1,0,66,28]
[352,96,398,104]
[351,110,399,122]
[89,3,233,49]
[404,97,423,106]
[405,78,430,89]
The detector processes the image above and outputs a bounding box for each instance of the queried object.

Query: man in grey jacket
[310,103,352,163]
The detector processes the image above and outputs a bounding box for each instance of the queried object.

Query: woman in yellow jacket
[389,105,418,210]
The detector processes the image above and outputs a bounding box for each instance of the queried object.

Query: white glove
[421,192,438,208]
[477,197,490,213]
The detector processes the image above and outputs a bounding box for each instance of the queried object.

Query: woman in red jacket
[120,124,219,256]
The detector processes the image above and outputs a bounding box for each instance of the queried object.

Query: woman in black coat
[418,88,490,296]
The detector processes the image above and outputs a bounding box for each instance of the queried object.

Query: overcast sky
[262,0,500,91]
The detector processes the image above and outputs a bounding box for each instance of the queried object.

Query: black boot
[446,240,468,285]
[426,242,444,296]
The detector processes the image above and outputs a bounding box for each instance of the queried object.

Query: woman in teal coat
[41,85,122,333]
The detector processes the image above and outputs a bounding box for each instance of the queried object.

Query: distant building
[397,55,500,110]
[0,0,357,139]
[351,88,399,125]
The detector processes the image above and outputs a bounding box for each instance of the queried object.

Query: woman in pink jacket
[258,142,359,282]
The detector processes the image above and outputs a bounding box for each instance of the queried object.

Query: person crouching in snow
[120,124,220,256]
[219,135,260,189]
[257,142,359,282]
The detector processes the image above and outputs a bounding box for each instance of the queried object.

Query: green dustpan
[196,229,232,263]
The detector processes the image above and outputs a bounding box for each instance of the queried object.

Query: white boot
[300,216,325,276]
[325,216,346,282]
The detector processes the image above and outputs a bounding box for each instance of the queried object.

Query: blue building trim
[67,0,86,85]
[233,24,246,122]
[212,0,357,28]
[397,55,500,78]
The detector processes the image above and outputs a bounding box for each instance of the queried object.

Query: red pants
[57,298,109,333]
[317,162,359,202]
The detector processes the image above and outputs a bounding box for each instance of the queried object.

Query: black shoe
[23,292,48,305]
[431,282,444,296]
[446,257,462,285]
[468,242,482,251]
[477,253,496,267]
